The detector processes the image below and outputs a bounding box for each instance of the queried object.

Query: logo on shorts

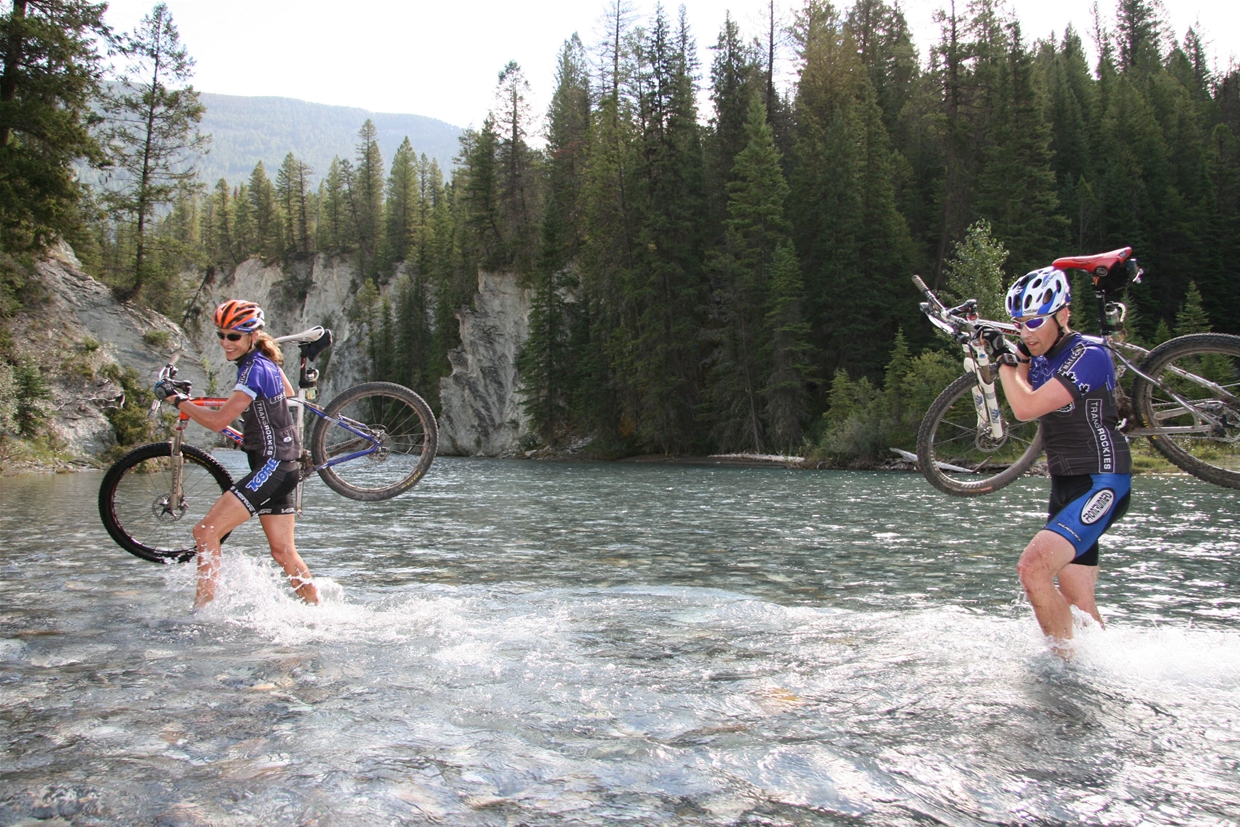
[245,458,279,492]
[1080,489,1115,525]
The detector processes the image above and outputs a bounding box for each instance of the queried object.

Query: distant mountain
[194,93,464,187]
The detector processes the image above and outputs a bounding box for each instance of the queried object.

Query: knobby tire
[310,381,438,501]
[1131,333,1240,489]
[98,442,233,563]
[916,373,1044,496]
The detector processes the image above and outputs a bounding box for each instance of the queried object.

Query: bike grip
[912,275,930,294]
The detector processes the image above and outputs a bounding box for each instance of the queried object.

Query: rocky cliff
[5,244,213,461]
[183,254,372,403]
[5,248,534,468]
[437,271,532,456]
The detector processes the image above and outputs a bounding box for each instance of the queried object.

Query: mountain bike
[98,326,438,563]
[914,247,1240,496]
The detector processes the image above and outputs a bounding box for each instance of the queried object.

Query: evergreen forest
[3,0,1240,462]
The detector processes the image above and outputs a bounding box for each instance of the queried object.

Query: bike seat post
[1094,283,1114,336]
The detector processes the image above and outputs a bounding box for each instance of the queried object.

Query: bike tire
[916,373,1044,496]
[310,381,438,501]
[1131,333,1240,489]
[98,442,233,564]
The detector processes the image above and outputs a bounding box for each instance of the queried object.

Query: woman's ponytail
[253,331,284,366]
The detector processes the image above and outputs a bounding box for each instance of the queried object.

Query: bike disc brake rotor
[973,431,1009,453]
[365,428,392,462]
[151,496,189,523]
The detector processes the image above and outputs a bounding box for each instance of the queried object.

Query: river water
[1,455,1237,826]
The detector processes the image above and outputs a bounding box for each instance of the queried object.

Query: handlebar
[912,275,1018,342]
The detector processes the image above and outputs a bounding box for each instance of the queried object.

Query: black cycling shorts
[230,453,299,516]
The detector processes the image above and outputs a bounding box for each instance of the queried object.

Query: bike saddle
[276,326,329,345]
[1052,247,1133,276]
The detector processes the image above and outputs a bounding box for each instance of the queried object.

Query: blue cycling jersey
[1028,332,1132,476]
[234,350,300,462]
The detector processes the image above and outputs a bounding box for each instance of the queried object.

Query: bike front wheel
[916,373,1044,496]
[98,442,233,563]
[310,381,438,501]
[1131,333,1240,489]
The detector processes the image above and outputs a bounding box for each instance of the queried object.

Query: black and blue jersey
[1028,332,1132,476]
[234,350,300,462]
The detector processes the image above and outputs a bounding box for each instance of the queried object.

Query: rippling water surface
[1,456,1238,826]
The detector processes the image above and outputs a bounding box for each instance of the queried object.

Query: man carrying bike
[985,267,1131,653]
[157,300,320,610]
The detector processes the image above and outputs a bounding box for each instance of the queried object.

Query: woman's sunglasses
[216,330,247,341]
[1013,314,1054,331]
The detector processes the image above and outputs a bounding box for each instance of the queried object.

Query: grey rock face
[186,254,371,403]
[14,245,212,457]
[437,271,531,456]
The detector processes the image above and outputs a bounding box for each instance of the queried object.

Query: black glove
[154,381,187,407]
[979,327,1016,360]
[1015,339,1032,360]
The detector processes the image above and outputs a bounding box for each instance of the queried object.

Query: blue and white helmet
[1005,266,1071,318]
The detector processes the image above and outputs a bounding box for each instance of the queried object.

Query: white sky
[99,0,1240,130]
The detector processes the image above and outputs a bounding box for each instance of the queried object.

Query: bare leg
[1057,563,1103,628]
[192,492,253,610]
[1016,530,1080,646]
[258,513,319,605]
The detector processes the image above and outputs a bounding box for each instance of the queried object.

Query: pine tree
[318,157,354,252]
[1173,281,1210,335]
[248,161,281,260]
[275,152,312,256]
[230,182,254,258]
[461,119,505,270]
[847,0,919,149]
[790,0,915,381]
[494,60,541,273]
[0,0,108,252]
[707,92,792,453]
[384,137,420,267]
[762,239,813,452]
[519,35,591,444]
[705,14,759,241]
[1043,27,1098,247]
[974,22,1064,272]
[617,4,708,452]
[942,219,1009,321]
[352,119,385,278]
[97,2,208,303]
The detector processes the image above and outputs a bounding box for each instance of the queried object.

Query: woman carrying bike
[985,268,1131,653]
[158,300,319,609]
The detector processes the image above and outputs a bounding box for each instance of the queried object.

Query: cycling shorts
[1045,473,1131,566]
[230,453,299,516]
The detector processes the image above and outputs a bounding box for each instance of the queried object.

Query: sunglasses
[216,330,247,341]
[1013,314,1055,331]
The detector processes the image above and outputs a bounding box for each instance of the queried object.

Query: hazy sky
[98,0,1239,130]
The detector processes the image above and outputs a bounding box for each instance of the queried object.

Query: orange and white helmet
[213,299,265,333]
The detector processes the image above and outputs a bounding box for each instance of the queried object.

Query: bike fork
[168,425,186,516]
[964,351,1005,439]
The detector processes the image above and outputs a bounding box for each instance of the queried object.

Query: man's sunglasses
[1013,314,1054,331]
[216,330,247,341]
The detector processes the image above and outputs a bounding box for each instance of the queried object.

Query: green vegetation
[3,0,1239,465]
[98,363,159,458]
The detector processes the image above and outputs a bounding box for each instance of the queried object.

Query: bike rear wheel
[310,381,438,501]
[1131,333,1240,489]
[916,373,1044,496]
[98,442,233,563]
